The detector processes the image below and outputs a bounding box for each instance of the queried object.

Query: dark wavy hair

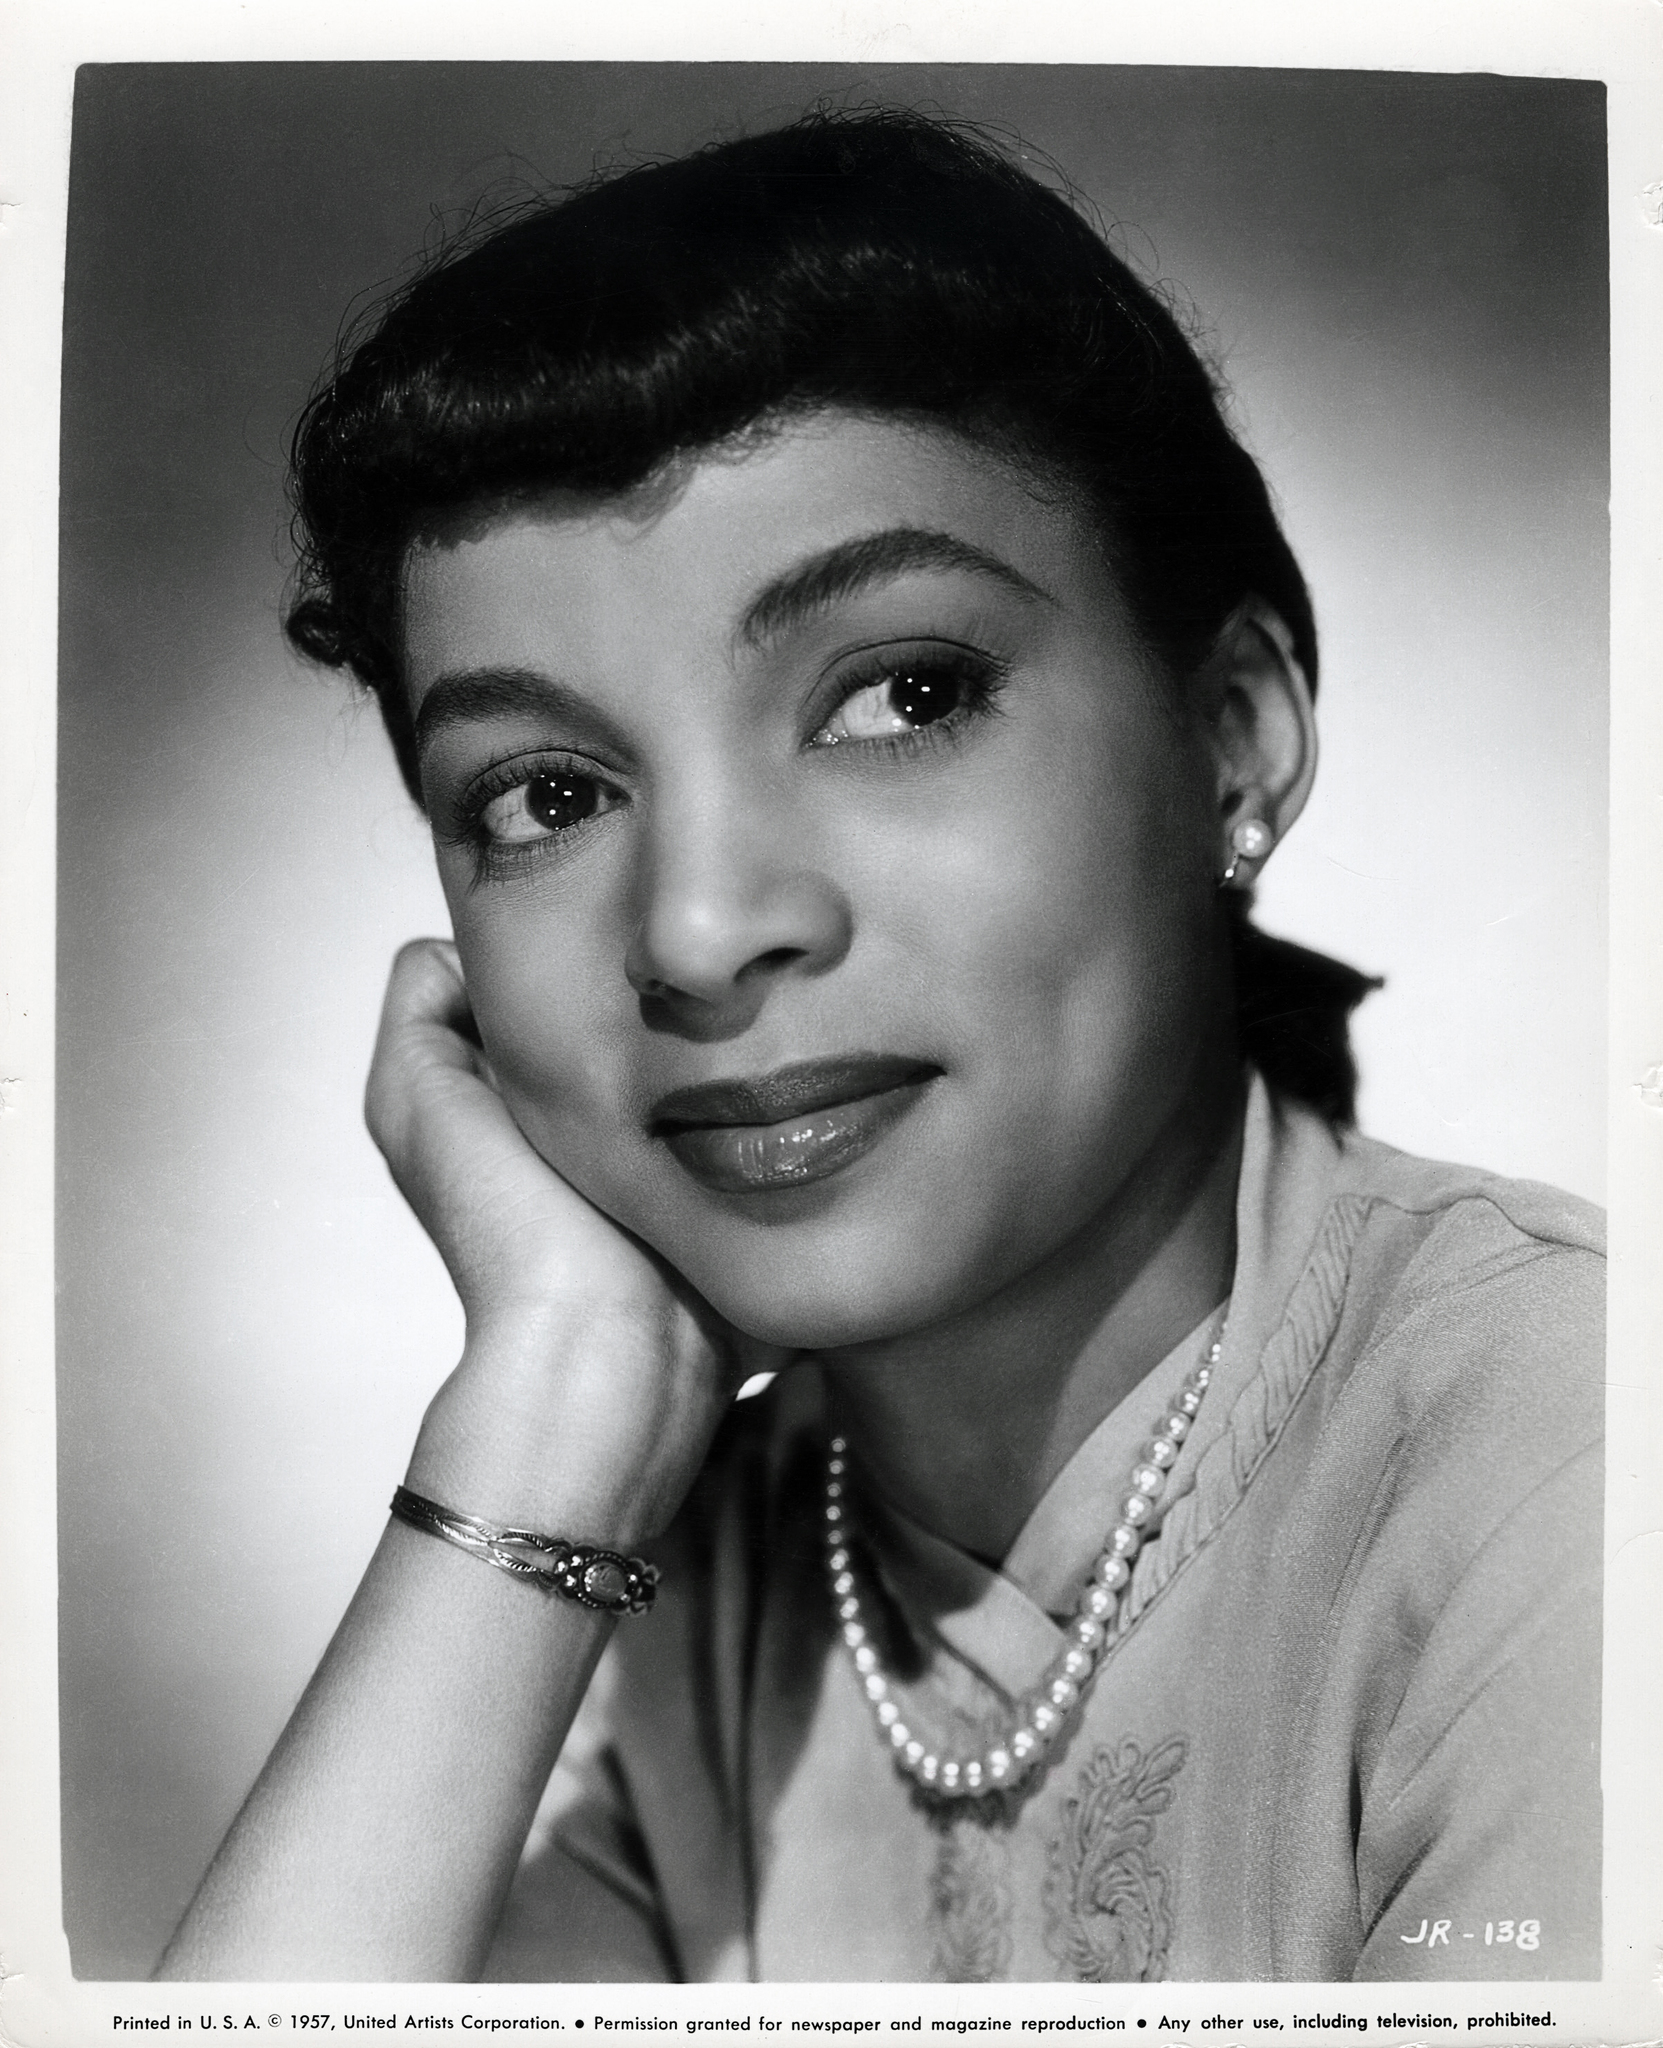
[285,105,1377,1119]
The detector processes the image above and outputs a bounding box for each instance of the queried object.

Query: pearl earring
[1220,817,1273,886]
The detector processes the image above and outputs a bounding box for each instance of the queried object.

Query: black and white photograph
[4,3,1661,2028]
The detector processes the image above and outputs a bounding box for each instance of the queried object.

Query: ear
[1196,599,1318,887]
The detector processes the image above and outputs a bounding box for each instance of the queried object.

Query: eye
[811,660,977,747]
[477,767,617,846]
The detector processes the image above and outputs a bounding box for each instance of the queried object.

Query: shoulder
[1307,1128,1604,1516]
[1331,1130,1603,1362]
[1335,1124,1603,1262]
[1254,1130,1605,1712]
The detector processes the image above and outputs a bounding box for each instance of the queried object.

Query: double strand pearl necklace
[823,1319,1223,1802]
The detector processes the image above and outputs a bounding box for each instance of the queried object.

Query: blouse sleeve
[1349,1439,1602,1982]
[481,1649,676,1983]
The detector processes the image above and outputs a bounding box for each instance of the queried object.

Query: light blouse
[484,1075,1604,1983]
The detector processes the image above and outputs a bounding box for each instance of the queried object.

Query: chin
[702,1273,944,1353]
[650,1200,1014,1354]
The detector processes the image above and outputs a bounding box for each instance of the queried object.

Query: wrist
[388,1485,660,1616]
[405,1400,662,1551]
[405,1318,719,1547]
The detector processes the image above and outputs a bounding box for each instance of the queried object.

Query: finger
[366,940,488,1144]
[382,936,473,1035]
[376,941,488,1073]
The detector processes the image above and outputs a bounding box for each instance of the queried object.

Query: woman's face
[401,415,1228,1348]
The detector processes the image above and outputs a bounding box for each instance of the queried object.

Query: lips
[649,1054,940,1194]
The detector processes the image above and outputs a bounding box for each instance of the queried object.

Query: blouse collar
[855,1071,1348,1700]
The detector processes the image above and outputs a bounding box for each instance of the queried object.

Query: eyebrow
[411,528,1051,757]
[413,667,608,760]
[737,526,1053,647]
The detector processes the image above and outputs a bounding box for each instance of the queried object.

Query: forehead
[397,414,1114,697]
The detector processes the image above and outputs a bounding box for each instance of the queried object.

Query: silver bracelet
[389,1485,659,1616]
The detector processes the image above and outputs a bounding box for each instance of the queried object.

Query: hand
[159,938,760,1981]
[365,938,777,1541]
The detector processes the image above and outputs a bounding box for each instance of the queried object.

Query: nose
[623,785,853,1033]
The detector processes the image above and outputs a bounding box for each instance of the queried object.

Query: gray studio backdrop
[57,64,1607,1976]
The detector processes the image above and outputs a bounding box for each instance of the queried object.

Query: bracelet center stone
[583,1558,631,1606]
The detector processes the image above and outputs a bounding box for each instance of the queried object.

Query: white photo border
[3,0,1659,2039]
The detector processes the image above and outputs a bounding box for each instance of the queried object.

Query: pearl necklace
[824,1321,1222,1802]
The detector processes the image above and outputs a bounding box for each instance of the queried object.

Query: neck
[819,1064,1245,1565]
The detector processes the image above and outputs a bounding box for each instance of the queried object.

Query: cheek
[880,703,1212,1040]
[870,714,1221,1255]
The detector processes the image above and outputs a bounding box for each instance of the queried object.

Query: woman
[158,108,1602,1985]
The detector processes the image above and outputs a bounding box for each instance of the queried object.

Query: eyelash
[444,644,1010,883]
[809,644,1009,757]
[444,749,624,883]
